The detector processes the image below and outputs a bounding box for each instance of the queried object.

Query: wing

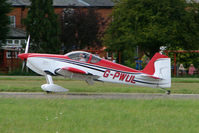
[62,67,87,74]
[55,67,99,85]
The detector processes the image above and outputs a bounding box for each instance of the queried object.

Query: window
[6,51,18,58]
[14,40,19,44]
[9,16,16,28]
[6,52,12,58]
[6,39,21,45]
[66,52,90,62]
[21,39,26,44]
[67,53,81,60]
[7,39,13,44]
[90,55,101,63]
[63,8,74,16]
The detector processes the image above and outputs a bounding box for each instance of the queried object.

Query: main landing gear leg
[161,88,171,95]
[41,74,68,93]
[45,74,54,94]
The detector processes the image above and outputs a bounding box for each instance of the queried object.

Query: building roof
[83,0,114,7]
[8,0,30,6]
[8,27,27,39]
[1,27,26,50]
[186,0,199,2]
[52,0,90,6]
[8,0,114,7]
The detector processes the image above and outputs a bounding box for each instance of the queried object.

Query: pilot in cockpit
[79,53,86,62]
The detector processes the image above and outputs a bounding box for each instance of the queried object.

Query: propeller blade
[25,35,30,54]
[21,35,30,72]
[21,60,26,71]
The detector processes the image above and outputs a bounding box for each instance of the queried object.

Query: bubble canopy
[65,51,101,63]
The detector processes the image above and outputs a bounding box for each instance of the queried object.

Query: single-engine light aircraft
[18,36,171,94]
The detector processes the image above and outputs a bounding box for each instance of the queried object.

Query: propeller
[25,35,30,54]
[21,35,30,71]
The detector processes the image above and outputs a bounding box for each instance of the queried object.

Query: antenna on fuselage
[159,46,167,54]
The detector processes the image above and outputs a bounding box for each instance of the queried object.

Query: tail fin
[142,53,171,88]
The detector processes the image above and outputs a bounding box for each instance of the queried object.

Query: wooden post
[119,51,121,64]
[16,51,18,67]
[174,53,177,76]
[11,51,13,71]
[165,51,168,56]
[3,50,7,67]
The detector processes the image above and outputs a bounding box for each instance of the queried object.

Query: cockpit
[65,51,101,63]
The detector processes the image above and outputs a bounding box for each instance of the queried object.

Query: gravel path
[1,92,199,99]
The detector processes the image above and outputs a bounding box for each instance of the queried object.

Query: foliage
[0,0,12,46]
[168,52,199,69]
[103,0,199,58]
[23,0,60,54]
[122,49,136,67]
[60,8,106,52]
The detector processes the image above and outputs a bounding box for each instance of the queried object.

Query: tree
[60,8,105,52]
[0,0,12,46]
[103,0,199,58]
[24,0,60,54]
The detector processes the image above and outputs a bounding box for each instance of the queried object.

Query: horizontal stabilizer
[41,84,68,92]
[140,74,162,80]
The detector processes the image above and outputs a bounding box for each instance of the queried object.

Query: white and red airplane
[18,36,171,94]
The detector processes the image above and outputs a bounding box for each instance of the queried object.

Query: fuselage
[18,51,170,88]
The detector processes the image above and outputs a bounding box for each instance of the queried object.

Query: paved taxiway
[0,92,199,99]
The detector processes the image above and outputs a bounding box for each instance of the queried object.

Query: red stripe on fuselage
[26,53,141,73]
[93,59,140,73]
[28,53,70,59]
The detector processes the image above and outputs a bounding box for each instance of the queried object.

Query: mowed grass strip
[0,76,199,93]
[0,98,199,133]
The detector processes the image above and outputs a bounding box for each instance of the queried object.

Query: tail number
[103,70,135,84]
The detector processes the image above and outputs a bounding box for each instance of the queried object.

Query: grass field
[0,98,199,133]
[0,76,199,94]
[0,76,199,133]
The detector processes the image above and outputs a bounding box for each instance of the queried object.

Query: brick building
[0,0,114,73]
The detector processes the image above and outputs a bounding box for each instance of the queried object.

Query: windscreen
[67,52,90,62]
[90,55,101,63]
